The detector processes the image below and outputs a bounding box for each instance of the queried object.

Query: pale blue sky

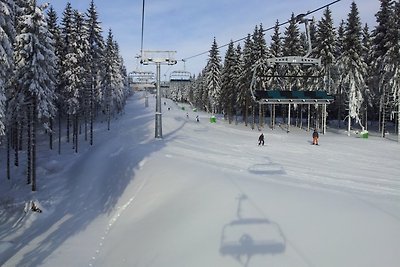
[40,0,380,78]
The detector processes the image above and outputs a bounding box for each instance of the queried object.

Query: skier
[258,133,265,146]
[312,129,319,145]
[196,115,199,122]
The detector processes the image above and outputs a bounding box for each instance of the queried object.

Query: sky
[1,93,400,266]
[38,0,380,78]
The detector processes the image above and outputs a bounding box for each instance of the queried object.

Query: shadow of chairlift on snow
[219,194,286,267]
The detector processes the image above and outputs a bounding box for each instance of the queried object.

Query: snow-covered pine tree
[268,20,283,90]
[252,24,269,90]
[193,70,206,111]
[46,5,62,151]
[205,37,222,114]
[361,23,374,127]
[13,0,57,190]
[238,34,253,127]
[380,1,400,139]
[233,44,243,124]
[69,9,90,153]
[221,41,237,123]
[1,0,15,136]
[334,20,346,128]
[337,1,367,135]
[113,41,129,113]
[1,0,15,180]
[316,7,336,94]
[86,0,104,145]
[282,13,303,90]
[59,2,74,144]
[371,0,395,136]
[251,24,269,127]
[300,19,319,92]
[102,29,125,131]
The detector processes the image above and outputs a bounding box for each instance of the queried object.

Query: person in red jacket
[312,129,319,145]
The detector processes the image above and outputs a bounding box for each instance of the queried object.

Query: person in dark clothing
[312,129,319,145]
[258,133,265,146]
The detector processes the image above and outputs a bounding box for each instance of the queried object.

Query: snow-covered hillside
[1,93,400,267]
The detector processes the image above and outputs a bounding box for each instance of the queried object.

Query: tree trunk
[75,114,79,153]
[14,123,19,167]
[107,101,111,131]
[27,104,32,185]
[272,104,276,130]
[58,108,61,154]
[251,106,255,130]
[49,118,53,150]
[300,105,303,129]
[90,77,94,146]
[7,130,10,180]
[32,98,37,192]
[347,100,351,137]
[244,100,249,127]
[67,114,71,143]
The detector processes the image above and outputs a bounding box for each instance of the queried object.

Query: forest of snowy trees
[169,0,399,137]
[0,0,130,190]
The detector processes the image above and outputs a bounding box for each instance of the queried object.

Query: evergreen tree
[205,37,221,114]
[371,0,395,136]
[86,0,104,145]
[334,20,346,127]
[102,29,125,130]
[59,2,74,144]
[12,0,57,190]
[252,24,269,90]
[282,13,303,90]
[46,6,62,151]
[238,34,253,127]
[0,0,15,136]
[193,70,206,111]
[337,1,367,134]
[316,7,336,94]
[220,41,237,123]
[268,20,283,90]
[381,1,400,137]
[361,23,374,124]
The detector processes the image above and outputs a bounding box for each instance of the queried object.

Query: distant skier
[312,129,319,145]
[258,133,265,146]
[196,115,199,122]
[186,112,189,118]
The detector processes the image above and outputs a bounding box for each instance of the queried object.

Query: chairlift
[249,15,332,134]
[167,70,192,102]
[129,70,156,84]
[169,70,192,82]
[250,15,321,103]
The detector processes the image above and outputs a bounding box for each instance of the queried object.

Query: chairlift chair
[169,70,192,82]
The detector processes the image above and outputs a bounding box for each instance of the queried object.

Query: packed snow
[1,92,400,267]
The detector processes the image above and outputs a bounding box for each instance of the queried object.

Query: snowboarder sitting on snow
[258,133,265,146]
[312,129,319,145]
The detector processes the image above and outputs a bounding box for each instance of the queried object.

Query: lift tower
[141,50,177,138]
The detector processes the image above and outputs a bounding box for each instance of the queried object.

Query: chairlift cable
[140,0,146,58]
[181,0,342,62]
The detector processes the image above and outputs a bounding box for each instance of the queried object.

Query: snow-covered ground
[1,92,400,267]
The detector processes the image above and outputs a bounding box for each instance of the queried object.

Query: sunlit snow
[1,93,399,267]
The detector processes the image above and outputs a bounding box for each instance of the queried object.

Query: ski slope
[1,92,400,267]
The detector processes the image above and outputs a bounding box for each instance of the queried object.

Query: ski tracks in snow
[88,159,148,267]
